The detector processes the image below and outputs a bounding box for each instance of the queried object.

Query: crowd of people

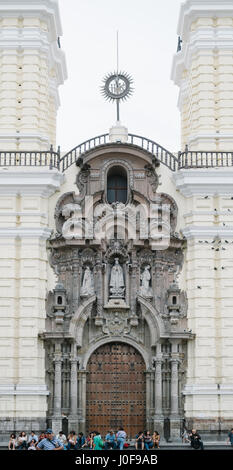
[7,427,159,451]
[7,427,233,450]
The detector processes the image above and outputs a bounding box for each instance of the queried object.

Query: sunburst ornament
[101,71,134,103]
[101,71,134,121]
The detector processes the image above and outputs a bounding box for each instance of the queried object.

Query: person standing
[116,427,127,450]
[36,429,63,450]
[227,428,233,446]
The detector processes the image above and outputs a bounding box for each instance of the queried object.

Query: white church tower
[0,0,67,436]
[172,0,233,435]
[0,0,66,150]
[172,0,233,151]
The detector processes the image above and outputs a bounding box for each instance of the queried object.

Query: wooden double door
[86,342,146,438]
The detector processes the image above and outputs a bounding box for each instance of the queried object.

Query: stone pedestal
[68,417,79,431]
[109,121,128,143]
[153,418,164,437]
[51,416,63,436]
[170,418,181,440]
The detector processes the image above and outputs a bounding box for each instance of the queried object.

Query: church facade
[0,0,233,441]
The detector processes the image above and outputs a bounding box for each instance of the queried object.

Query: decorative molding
[183,383,233,396]
[0,28,67,87]
[0,133,50,145]
[0,227,52,239]
[174,169,233,196]
[177,0,233,39]
[182,226,233,239]
[0,0,63,37]
[0,169,65,196]
[0,384,49,396]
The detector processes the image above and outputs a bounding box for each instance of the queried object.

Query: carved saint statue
[80,266,95,297]
[109,258,125,298]
[139,265,153,297]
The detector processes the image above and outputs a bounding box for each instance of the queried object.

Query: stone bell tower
[0,0,66,150]
[0,0,67,439]
[172,0,233,436]
[172,0,233,151]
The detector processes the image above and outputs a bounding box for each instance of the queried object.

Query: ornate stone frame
[101,159,134,205]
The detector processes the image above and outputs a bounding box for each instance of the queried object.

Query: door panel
[86,342,146,438]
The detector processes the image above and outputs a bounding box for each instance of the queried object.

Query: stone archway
[86,342,146,438]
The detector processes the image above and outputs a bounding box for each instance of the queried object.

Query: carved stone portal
[44,145,193,439]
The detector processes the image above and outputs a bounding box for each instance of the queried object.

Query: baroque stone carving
[139,265,153,298]
[109,258,125,298]
[80,266,95,297]
[102,312,130,336]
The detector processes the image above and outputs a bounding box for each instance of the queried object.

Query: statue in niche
[109,258,125,298]
[139,265,153,298]
[80,266,95,297]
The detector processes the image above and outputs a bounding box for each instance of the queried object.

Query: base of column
[78,419,86,434]
[153,417,164,437]
[51,416,63,435]
[170,417,181,441]
[68,415,79,431]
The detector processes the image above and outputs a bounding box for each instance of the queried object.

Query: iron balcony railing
[0,135,233,172]
[59,133,178,172]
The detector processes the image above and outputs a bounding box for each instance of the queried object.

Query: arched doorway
[86,342,146,438]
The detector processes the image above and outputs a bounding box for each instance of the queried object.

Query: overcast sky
[57,0,182,153]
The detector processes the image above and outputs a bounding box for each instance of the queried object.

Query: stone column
[94,259,104,325]
[69,356,79,429]
[52,343,63,434]
[153,343,164,437]
[170,340,181,440]
[146,370,152,428]
[78,370,87,433]
[72,261,80,308]
[129,255,139,325]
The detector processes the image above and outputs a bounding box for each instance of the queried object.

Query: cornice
[177,0,233,40]
[0,227,52,239]
[0,28,67,85]
[172,29,233,86]
[0,0,62,39]
[182,226,233,239]
[0,384,49,396]
[174,168,233,196]
[183,383,233,395]
[0,169,65,197]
